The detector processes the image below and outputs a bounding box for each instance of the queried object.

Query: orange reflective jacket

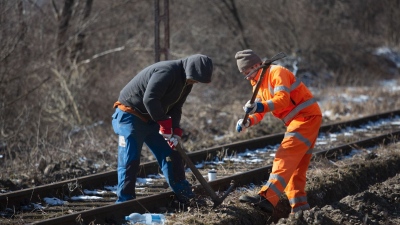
[249,65,321,126]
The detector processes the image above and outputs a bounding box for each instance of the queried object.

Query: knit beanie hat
[235,49,262,72]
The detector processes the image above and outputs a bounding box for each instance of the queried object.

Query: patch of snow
[70,195,103,201]
[44,197,67,206]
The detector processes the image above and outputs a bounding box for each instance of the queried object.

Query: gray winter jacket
[118,54,213,128]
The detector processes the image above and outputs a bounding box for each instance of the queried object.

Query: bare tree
[56,0,74,60]
[71,0,93,62]
[1,0,399,185]
[211,0,250,49]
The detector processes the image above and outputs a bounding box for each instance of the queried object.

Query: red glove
[158,118,172,139]
[173,127,183,138]
[167,128,183,150]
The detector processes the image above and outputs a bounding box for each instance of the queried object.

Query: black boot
[239,194,274,213]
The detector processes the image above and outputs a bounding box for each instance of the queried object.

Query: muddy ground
[164,143,400,225]
[1,143,399,225]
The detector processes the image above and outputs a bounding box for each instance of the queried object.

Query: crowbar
[175,142,235,208]
[242,52,286,126]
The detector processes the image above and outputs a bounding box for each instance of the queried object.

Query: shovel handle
[175,143,221,204]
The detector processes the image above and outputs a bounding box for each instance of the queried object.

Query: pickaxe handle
[242,52,286,125]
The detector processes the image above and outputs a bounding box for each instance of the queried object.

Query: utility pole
[154,0,169,62]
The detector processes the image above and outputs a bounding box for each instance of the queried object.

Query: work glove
[168,128,183,150]
[236,118,251,133]
[158,117,173,139]
[243,99,264,114]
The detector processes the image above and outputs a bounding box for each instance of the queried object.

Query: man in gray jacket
[112,54,213,203]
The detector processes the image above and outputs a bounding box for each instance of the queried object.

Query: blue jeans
[111,108,194,203]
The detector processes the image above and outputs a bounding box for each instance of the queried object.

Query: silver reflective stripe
[252,115,260,124]
[274,85,289,93]
[290,79,301,91]
[265,181,282,196]
[269,77,302,96]
[267,100,274,111]
[282,98,317,124]
[291,203,310,213]
[269,83,274,96]
[285,132,311,148]
[289,196,308,205]
[269,173,287,189]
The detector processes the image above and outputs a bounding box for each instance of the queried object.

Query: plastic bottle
[125,213,166,225]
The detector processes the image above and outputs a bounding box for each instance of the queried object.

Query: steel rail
[1,109,400,208]
[32,129,400,225]
[1,109,400,224]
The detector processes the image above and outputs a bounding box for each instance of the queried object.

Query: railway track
[1,110,400,225]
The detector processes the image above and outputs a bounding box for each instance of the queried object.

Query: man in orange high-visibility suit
[235,49,322,214]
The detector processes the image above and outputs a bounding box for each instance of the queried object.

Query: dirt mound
[165,148,400,225]
[275,173,400,225]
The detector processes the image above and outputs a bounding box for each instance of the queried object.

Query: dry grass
[2,78,400,189]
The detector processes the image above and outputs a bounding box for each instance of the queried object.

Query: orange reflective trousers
[259,115,322,213]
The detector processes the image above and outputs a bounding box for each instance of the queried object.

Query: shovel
[175,142,235,208]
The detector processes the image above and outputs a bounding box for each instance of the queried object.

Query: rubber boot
[239,194,274,213]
